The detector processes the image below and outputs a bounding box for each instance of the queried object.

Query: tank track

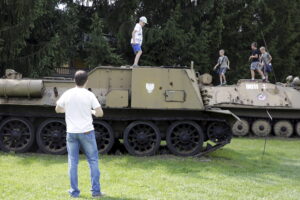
[0,106,232,157]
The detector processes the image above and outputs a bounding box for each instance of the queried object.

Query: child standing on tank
[131,16,147,67]
[213,49,230,85]
[259,46,272,82]
[249,42,266,81]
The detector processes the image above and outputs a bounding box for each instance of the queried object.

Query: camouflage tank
[201,74,300,138]
[0,66,237,156]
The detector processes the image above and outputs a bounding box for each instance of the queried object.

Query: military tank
[201,74,300,138]
[0,66,237,156]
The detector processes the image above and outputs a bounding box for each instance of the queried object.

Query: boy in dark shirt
[249,42,265,81]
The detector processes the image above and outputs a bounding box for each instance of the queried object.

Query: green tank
[0,66,237,156]
[201,75,300,138]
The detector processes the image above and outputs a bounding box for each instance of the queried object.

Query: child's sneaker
[131,64,139,68]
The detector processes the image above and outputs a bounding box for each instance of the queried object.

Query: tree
[1,0,299,81]
[0,0,80,77]
[84,13,122,67]
[0,0,44,76]
[261,0,300,81]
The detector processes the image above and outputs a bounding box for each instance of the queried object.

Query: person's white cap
[139,16,148,24]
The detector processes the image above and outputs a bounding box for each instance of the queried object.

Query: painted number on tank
[146,83,155,94]
[245,84,259,90]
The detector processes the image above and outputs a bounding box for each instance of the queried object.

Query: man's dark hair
[74,70,88,86]
[251,42,257,48]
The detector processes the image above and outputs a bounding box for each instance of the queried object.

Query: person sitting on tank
[213,49,230,86]
[249,42,266,81]
[259,46,272,82]
[130,16,147,67]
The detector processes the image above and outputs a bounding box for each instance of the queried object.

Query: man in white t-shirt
[131,16,147,67]
[55,70,104,198]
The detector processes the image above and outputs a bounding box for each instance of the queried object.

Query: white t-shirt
[130,23,143,45]
[56,87,101,133]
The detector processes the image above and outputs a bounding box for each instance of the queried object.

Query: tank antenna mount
[191,61,194,70]
[262,109,272,160]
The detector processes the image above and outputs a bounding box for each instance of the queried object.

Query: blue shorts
[131,44,142,54]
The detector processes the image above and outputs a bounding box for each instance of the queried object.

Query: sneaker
[131,64,139,68]
[223,81,227,85]
[92,193,105,198]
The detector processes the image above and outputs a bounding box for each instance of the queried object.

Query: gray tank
[0,66,237,156]
[200,75,300,138]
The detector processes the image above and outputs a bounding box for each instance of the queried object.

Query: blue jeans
[66,131,101,197]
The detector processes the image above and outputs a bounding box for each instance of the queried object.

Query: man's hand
[92,107,104,118]
[55,105,65,113]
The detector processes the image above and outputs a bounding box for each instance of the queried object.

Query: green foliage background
[0,0,299,83]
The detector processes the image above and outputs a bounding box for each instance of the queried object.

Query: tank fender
[205,108,240,125]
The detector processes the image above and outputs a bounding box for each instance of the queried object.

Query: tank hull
[0,66,236,156]
[218,107,300,119]
[202,80,300,137]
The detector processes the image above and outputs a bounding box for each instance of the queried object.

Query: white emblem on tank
[146,83,155,94]
[257,93,267,101]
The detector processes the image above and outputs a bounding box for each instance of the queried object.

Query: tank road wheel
[166,121,204,156]
[296,122,300,137]
[93,121,115,154]
[231,119,250,137]
[274,120,294,137]
[207,122,232,143]
[123,121,161,156]
[0,117,34,153]
[252,119,271,137]
[36,119,67,155]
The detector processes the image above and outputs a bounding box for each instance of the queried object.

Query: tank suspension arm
[193,140,230,157]
[266,109,273,121]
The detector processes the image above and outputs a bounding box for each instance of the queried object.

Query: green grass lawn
[0,138,300,200]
